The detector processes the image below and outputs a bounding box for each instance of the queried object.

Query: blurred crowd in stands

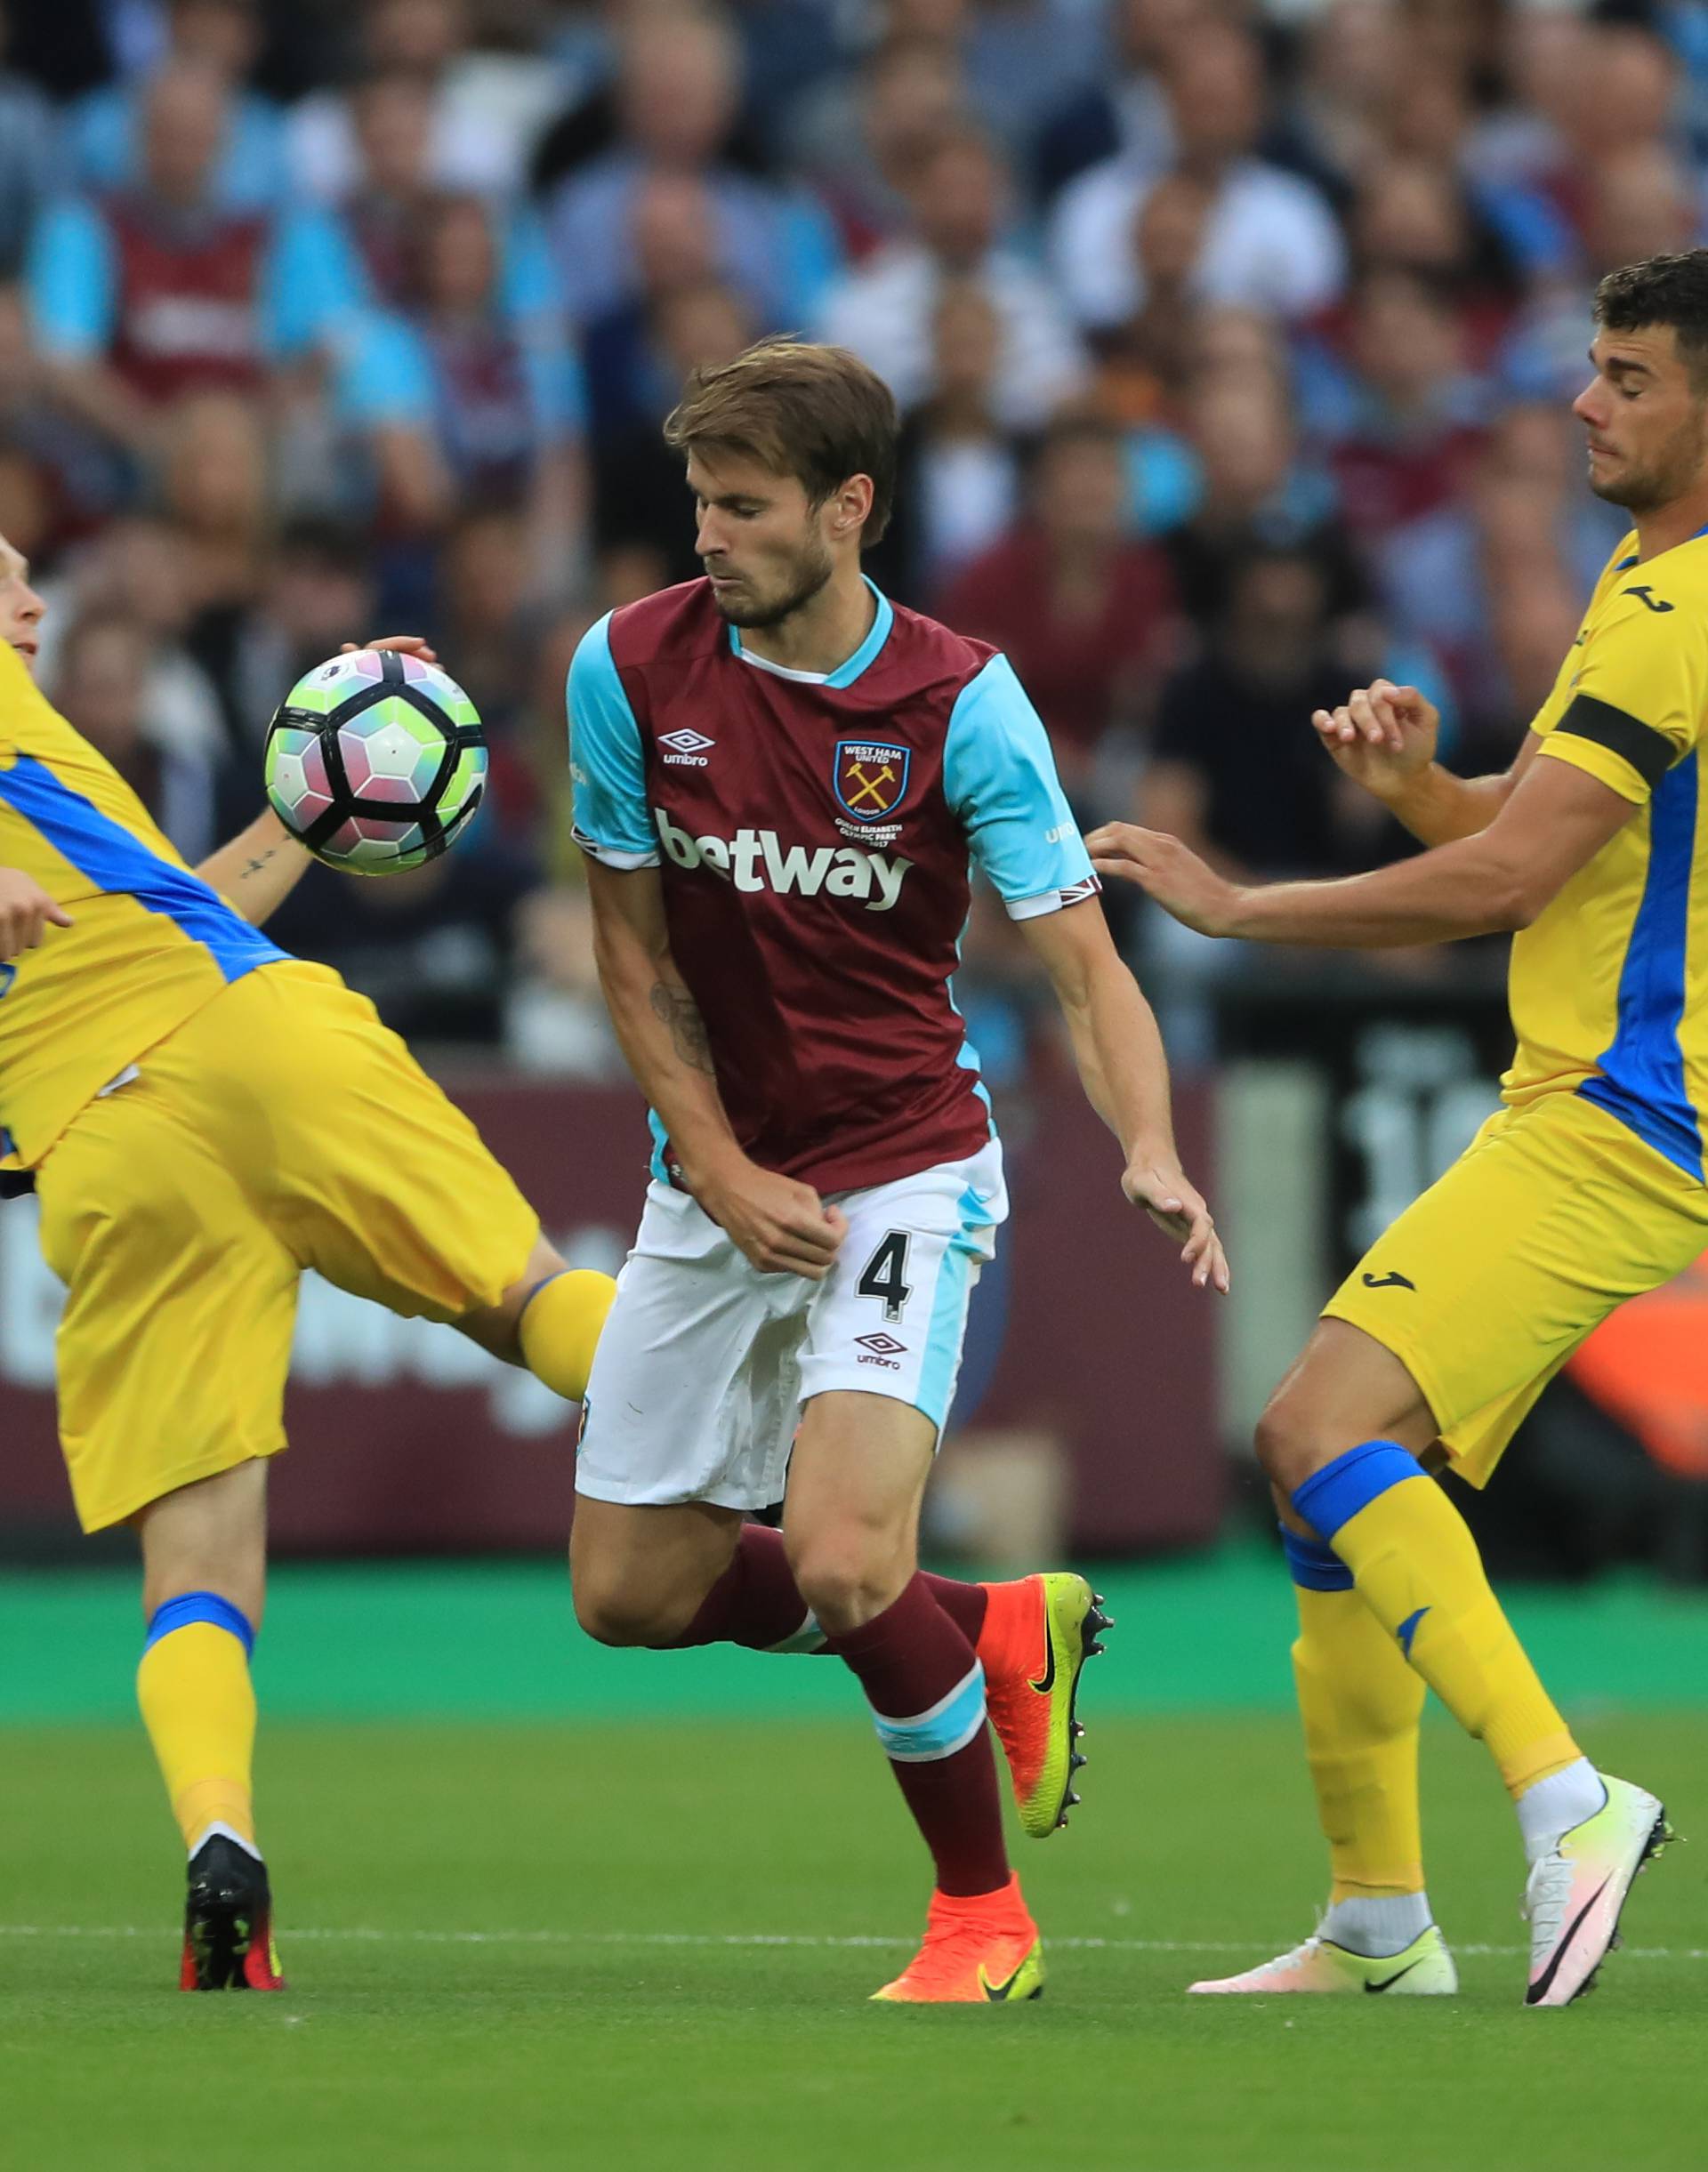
[0,0,1696,1068]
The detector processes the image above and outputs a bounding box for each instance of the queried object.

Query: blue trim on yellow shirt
[1579,752,1704,1181]
[0,756,286,982]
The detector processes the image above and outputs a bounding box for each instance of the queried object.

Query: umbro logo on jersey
[659,728,715,767]
[654,810,914,911]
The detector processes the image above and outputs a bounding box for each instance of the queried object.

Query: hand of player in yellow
[339,636,441,663]
[1310,679,1438,800]
[691,1152,850,1280]
[1084,823,1244,937]
[0,867,72,961]
[1123,1158,1230,1292]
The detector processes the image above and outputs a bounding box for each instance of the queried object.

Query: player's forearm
[1227,833,1532,948]
[594,943,746,1185]
[196,811,313,924]
[1060,953,1180,1164]
[1374,763,1515,847]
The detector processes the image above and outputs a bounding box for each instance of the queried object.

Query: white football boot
[1188,1924,1457,1996]
[1523,1773,1673,2007]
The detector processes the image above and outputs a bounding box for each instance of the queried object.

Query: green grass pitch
[2,1557,1706,2171]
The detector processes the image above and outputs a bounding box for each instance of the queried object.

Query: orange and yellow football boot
[871,1875,1043,2003]
[979,1573,1109,1838]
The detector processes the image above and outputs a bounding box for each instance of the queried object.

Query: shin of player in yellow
[1293,1443,1579,1799]
[136,1597,257,1853]
[1291,1574,1425,1899]
[518,1268,615,1404]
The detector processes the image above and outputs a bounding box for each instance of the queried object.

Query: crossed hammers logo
[844,760,897,810]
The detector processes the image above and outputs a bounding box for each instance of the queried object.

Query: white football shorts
[574,1139,1007,1511]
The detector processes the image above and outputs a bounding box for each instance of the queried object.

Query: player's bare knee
[570,1570,697,1648]
[786,1533,907,1634]
[1253,1388,1326,1501]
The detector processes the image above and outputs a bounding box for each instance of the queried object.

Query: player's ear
[833,475,874,535]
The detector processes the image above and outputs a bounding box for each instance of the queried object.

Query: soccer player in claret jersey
[0,541,615,1991]
[1091,250,1708,2008]
[568,338,1228,2004]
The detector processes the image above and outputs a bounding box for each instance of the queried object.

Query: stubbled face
[1575,324,1708,515]
[687,447,840,631]
[0,535,45,673]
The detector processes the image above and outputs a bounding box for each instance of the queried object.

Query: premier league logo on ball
[834,739,910,824]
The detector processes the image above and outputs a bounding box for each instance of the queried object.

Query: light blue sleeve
[25,198,116,358]
[521,329,587,439]
[942,656,1099,918]
[263,207,369,356]
[568,614,658,867]
[330,313,437,426]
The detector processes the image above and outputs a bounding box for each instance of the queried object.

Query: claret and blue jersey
[568,577,1099,1193]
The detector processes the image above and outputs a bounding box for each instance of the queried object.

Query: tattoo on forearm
[649,981,715,1074]
[240,849,278,879]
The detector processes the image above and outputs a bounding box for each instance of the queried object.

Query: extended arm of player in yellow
[1019,897,1180,1164]
[1222,754,1635,947]
[195,810,313,926]
[1374,734,1543,846]
[582,854,747,1188]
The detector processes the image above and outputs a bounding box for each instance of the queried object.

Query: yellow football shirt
[0,639,287,1166]
[1510,527,1708,1180]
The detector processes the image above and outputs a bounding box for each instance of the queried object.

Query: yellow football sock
[136,1610,257,1853]
[1293,1584,1426,1900]
[1295,1443,1580,1802]
[517,1268,615,1403]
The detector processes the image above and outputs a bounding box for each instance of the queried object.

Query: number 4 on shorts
[858,1231,913,1323]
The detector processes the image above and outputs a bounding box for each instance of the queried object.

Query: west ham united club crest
[834,740,910,824]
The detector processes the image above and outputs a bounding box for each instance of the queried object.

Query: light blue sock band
[1279,1524,1356,1592]
[143,1590,255,1660]
[1292,1440,1425,1543]
[870,1661,987,1764]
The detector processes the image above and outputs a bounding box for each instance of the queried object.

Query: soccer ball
[263,649,487,874]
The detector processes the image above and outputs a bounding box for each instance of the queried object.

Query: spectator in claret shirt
[26,58,362,471]
[941,414,1177,803]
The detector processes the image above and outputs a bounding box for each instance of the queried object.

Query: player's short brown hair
[1596,249,1708,389]
[663,338,899,545]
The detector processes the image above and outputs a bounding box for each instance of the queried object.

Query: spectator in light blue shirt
[68,0,288,213]
[26,58,367,470]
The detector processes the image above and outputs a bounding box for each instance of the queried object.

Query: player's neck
[1631,479,1708,561]
[738,567,876,678]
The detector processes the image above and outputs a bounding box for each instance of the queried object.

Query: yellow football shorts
[1324,1089,1708,1487]
[35,961,540,1531]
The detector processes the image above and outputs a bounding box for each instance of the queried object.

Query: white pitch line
[0,1925,1704,1961]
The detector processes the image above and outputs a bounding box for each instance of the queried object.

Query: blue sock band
[1292,1440,1425,1544]
[143,1590,255,1660]
[869,1661,987,1764]
[1279,1524,1356,1592]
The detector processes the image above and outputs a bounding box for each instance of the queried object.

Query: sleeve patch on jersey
[1554,695,1676,791]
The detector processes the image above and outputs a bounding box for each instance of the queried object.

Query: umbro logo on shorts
[855,1331,907,1372]
[660,728,715,767]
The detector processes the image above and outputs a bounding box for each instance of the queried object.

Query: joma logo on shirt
[654,809,912,911]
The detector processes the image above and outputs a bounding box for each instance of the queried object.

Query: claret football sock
[136,1594,258,1855]
[1294,1443,1583,1804]
[665,1524,989,1654]
[827,1574,1011,1898]
[665,1523,829,1652]
[1285,1531,1427,1906]
[517,1268,616,1404]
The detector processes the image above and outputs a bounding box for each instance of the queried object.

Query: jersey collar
[727,577,894,689]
